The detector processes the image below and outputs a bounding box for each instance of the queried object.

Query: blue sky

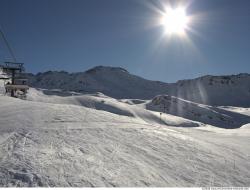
[0,0,249,82]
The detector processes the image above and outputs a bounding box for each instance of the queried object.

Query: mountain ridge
[24,66,250,107]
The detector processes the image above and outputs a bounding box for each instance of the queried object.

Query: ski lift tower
[0,61,29,98]
[0,26,29,98]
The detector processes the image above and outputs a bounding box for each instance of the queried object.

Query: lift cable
[0,26,17,63]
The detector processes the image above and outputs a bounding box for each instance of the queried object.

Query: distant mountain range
[25,66,250,107]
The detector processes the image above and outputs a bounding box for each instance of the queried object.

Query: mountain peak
[85,66,129,74]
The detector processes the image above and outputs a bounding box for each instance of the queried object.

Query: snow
[0,87,250,187]
[146,95,250,129]
[219,106,250,116]
[0,69,9,95]
[25,67,173,100]
[0,67,250,187]
[25,67,250,107]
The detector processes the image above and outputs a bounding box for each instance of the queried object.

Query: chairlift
[0,27,29,99]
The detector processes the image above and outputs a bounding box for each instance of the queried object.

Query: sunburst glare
[160,7,190,35]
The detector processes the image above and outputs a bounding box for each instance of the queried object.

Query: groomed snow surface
[0,88,250,187]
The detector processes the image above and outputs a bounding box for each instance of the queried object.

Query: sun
[161,7,189,35]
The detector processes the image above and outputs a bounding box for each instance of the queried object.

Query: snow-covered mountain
[25,66,250,107]
[174,74,250,107]
[25,66,173,100]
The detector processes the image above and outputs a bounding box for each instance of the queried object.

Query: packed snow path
[0,96,250,187]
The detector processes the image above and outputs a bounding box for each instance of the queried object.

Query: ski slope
[147,95,250,129]
[0,89,250,187]
[219,106,250,117]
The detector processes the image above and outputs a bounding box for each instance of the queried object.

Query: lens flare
[161,7,190,35]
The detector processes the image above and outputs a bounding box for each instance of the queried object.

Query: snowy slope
[0,95,250,187]
[25,66,250,107]
[26,88,250,129]
[26,88,200,128]
[219,106,250,116]
[146,95,250,129]
[27,88,134,117]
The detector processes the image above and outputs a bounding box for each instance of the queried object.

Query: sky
[0,0,249,82]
